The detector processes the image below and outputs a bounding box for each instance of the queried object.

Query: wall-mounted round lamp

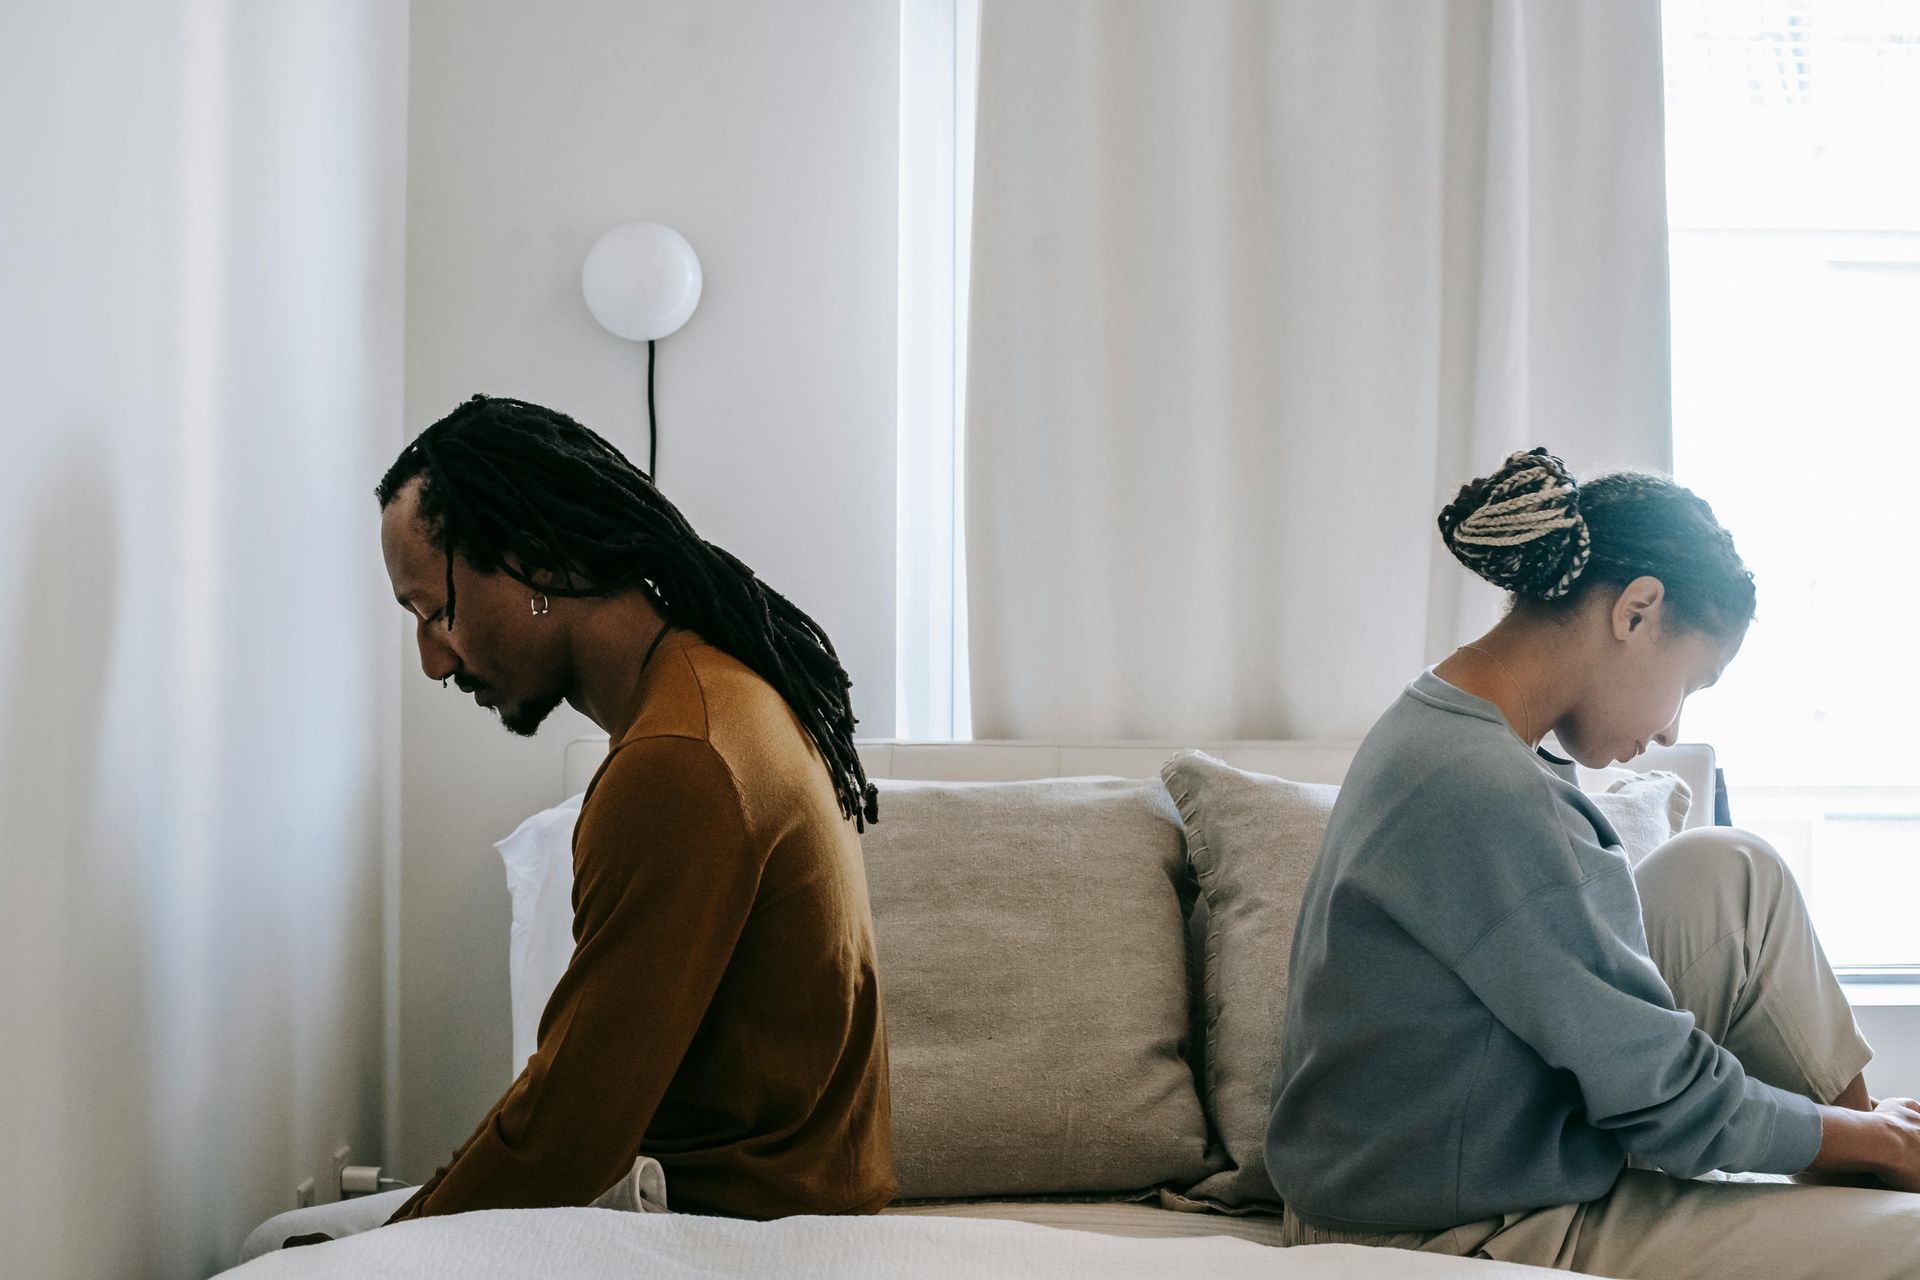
[581,221,702,341]
[581,221,701,478]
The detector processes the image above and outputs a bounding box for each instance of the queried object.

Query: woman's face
[1553,578,1743,769]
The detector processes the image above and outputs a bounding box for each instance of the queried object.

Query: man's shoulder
[587,733,739,810]
[617,631,794,745]
[574,735,754,882]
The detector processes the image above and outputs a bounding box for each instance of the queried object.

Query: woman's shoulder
[1334,697,1609,891]
[1349,687,1543,804]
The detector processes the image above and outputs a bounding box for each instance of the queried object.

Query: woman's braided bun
[1437,447,1592,600]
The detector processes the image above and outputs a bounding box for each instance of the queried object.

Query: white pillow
[1587,771,1692,867]
[498,792,584,1075]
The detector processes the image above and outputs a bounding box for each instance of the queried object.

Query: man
[242,395,892,1258]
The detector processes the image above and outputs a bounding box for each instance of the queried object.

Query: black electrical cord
[645,337,658,480]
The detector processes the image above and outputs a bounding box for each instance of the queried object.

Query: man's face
[380,479,570,736]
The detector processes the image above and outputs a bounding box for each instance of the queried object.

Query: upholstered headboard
[561,737,1719,831]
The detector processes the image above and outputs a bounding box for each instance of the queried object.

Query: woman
[1267,449,1920,1277]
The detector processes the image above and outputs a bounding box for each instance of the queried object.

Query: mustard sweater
[389,627,894,1222]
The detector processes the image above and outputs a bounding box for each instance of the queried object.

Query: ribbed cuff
[1755,1085,1824,1174]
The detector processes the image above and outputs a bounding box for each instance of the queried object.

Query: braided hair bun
[1437,447,1592,600]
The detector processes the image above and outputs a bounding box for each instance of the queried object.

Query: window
[895,0,978,740]
[1663,0,1920,971]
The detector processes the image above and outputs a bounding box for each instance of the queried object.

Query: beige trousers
[1281,827,1919,1280]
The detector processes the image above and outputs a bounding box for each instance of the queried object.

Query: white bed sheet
[220,1208,1560,1278]
[888,1198,1293,1245]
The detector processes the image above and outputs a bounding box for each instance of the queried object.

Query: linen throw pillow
[860,776,1215,1200]
[1159,751,1336,1211]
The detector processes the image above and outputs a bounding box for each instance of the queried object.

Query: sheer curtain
[964,0,1674,740]
[0,4,405,1274]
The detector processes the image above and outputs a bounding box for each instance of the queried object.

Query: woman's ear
[1612,575,1667,642]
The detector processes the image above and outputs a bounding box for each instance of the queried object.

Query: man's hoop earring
[531,594,551,616]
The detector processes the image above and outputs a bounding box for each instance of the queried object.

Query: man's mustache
[453,675,487,695]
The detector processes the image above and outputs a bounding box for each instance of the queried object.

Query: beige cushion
[1160,750,1336,1210]
[861,776,1214,1199]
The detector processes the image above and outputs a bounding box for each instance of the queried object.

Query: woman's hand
[1808,1097,1920,1191]
[1867,1098,1920,1192]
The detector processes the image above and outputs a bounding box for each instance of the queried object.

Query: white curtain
[964,0,1673,741]
[0,4,406,1275]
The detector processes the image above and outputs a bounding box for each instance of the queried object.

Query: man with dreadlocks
[247,394,894,1255]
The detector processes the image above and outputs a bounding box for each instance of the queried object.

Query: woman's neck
[1434,621,1571,749]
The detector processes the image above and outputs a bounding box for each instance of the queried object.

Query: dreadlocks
[377,394,879,830]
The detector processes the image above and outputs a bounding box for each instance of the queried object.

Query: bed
[223,1205,1561,1277]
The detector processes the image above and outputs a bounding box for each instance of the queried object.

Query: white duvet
[222,1210,1560,1279]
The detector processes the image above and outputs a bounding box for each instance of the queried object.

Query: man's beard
[457,674,564,737]
[499,688,564,737]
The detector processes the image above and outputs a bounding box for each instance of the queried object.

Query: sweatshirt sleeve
[387,735,760,1220]
[1449,860,1822,1178]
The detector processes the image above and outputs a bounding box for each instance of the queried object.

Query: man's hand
[282,1232,334,1249]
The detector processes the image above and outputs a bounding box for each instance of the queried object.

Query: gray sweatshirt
[1266,669,1822,1233]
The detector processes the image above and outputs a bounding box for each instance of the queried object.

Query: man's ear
[1612,575,1666,641]
[509,558,594,597]
[503,556,560,594]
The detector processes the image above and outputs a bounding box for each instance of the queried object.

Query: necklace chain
[1461,643,1536,747]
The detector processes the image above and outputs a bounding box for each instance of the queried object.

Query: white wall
[397,0,899,1178]
[1853,1004,1920,1099]
[0,3,408,1277]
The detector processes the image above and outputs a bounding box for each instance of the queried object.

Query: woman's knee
[1635,826,1792,899]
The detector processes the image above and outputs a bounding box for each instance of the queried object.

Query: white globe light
[581,221,703,341]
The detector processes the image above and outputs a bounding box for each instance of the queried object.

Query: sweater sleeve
[387,735,760,1220]
[1450,860,1822,1178]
